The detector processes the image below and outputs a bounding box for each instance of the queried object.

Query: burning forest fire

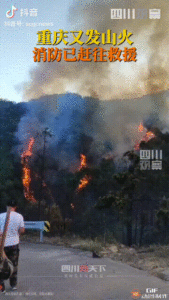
[134,122,156,151]
[76,154,91,192]
[21,137,37,203]
[77,175,91,192]
[138,122,144,132]
[79,154,87,170]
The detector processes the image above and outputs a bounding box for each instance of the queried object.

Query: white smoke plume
[23,0,169,101]
[16,0,169,170]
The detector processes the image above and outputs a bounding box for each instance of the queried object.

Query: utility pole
[39,127,52,221]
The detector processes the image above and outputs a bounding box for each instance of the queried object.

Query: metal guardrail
[24,221,45,242]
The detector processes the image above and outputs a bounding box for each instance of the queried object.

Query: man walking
[0,200,25,293]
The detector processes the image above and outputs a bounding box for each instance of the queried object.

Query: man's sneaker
[0,283,6,293]
[11,286,17,291]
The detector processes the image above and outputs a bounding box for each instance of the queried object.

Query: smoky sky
[22,0,169,101]
[16,0,169,170]
[16,89,169,171]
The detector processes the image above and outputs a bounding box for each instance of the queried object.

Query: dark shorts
[4,244,20,266]
[0,244,19,287]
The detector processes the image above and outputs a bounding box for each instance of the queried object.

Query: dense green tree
[0,100,26,212]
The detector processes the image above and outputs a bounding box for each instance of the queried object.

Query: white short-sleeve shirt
[0,211,24,247]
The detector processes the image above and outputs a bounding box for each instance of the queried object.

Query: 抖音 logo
[6,5,18,19]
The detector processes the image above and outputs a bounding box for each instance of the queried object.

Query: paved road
[1,243,168,300]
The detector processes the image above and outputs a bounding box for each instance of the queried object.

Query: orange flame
[77,154,91,192]
[138,122,144,132]
[21,138,37,203]
[79,154,87,170]
[146,131,155,140]
[22,137,34,157]
[134,123,155,151]
[77,175,92,192]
